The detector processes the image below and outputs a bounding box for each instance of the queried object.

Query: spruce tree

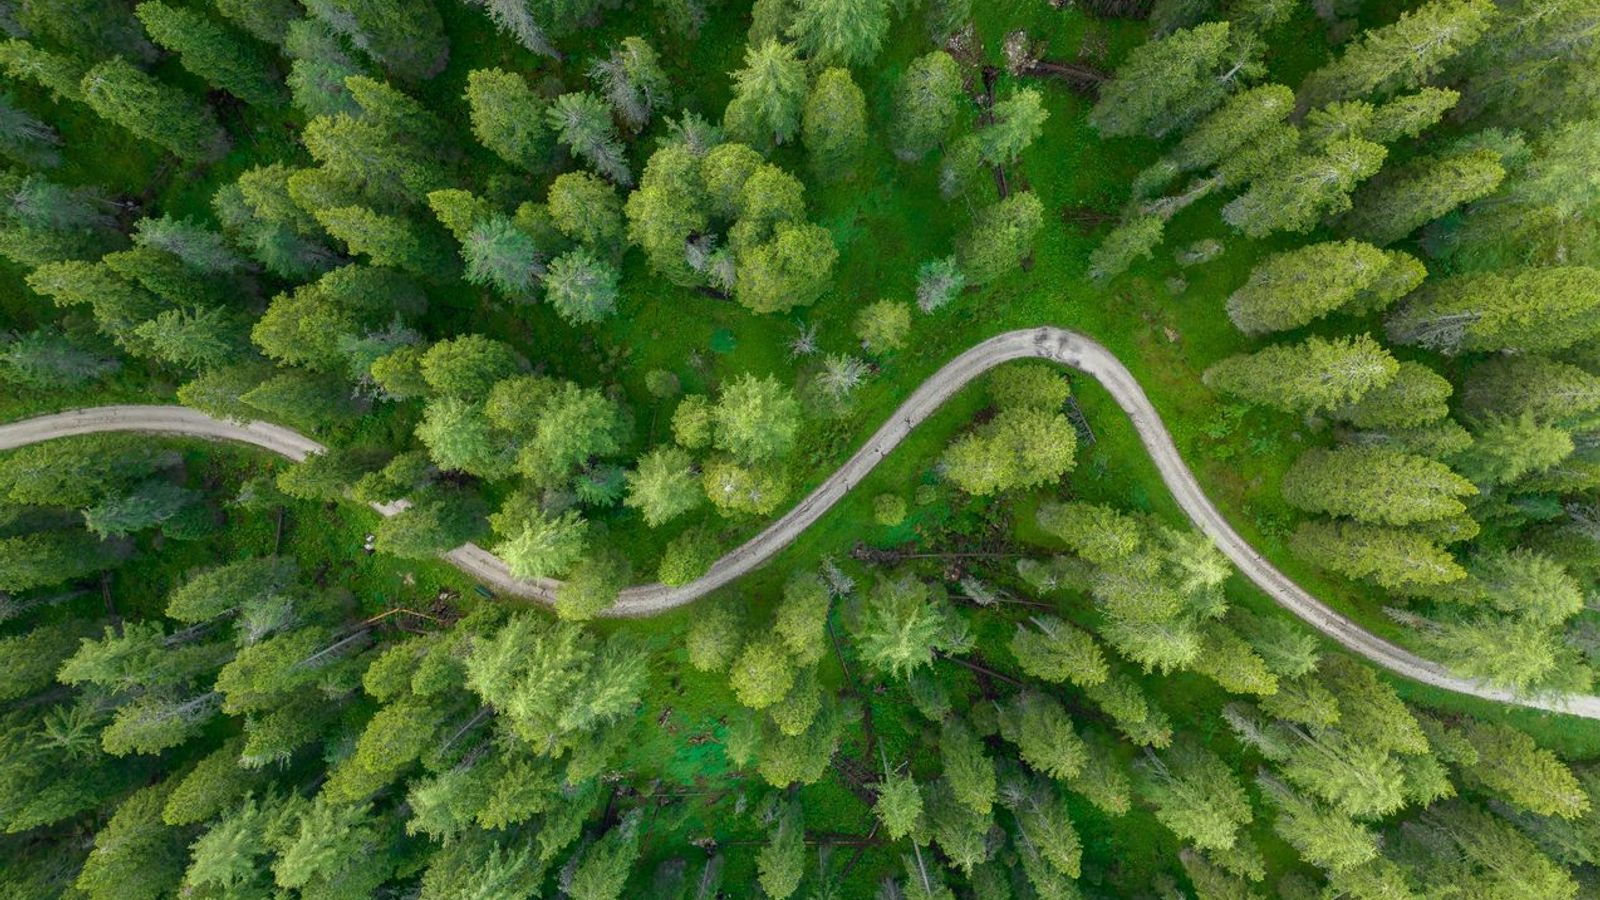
[891,50,962,162]
[1387,266,1600,354]
[465,68,549,171]
[802,68,866,181]
[1225,241,1421,335]
[135,3,285,107]
[1289,519,1465,590]
[1089,22,1233,138]
[1343,149,1505,246]
[1222,138,1387,238]
[303,0,448,81]
[724,39,809,147]
[1281,446,1477,526]
[1203,333,1398,415]
[80,59,228,162]
[957,191,1044,285]
[1297,0,1494,107]
[546,91,631,186]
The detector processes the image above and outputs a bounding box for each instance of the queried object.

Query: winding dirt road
[4,327,1597,719]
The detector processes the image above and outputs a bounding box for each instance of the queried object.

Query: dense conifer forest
[3,0,1600,897]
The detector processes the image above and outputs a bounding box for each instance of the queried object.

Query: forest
[3,0,1600,897]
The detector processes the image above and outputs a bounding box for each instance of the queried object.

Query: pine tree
[802,68,866,181]
[874,767,925,840]
[999,692,1088,781]
[625,144,710,286]
[1222,138,1387,238]
[623,446,702,527]
[1281,446,1476,526]
[135,3,284,107]
[589,36,670,131]
[547,91,631,185]
[0,39,88,102]
[80,59,228,162]
[1010,614,1109,687]
[1387,266,1600,354]
[548,171,624,249]
[942,405,1076,495]
[957,191,1044,285]
[544,247,620,325]
[724,39,808,147]
[685,601,743,671]
[0,328,119,389]
[1135,744,1252,852]
[1225,241,1421,335]
[1203,333,1398,415]
[1171,83,1295,173]
[711,373,801,464]
[212,0,301,45]
[791,0,890,66]
[1343,149,1505,246]
[1459,355,1600,422]
[461,0,557,58]
[303,0,448,81]
[315,206,453,275]
[980,88,1048,167]
[1289,519,1465,590]
[1297,0,1494,107]
[728,636,796,709]
[757,802,806,898]
[19,0,156,64]
[892,50,962,162]
[1331,360,1452,428]
[1456,0,1600,128]
[941,718,996,817]
[1089,22,1234,138]
[1459,721,1590,819]
[733,219,837,313]
[74,783,186,900]
[856,573,968,679]
[1087,214,1164,282]
[465,68,549,171]
[0,93,61,168]
[491,504,588,579]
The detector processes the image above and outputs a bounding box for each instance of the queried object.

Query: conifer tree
[1297,0,1494,107]
[0,39,87,102]
[303,0,448,82]
[590,36,669,131]
[20,0,156,63]
[1010,615,1109,687]
[544,247,620,325]
[1090,22,1234,138]
[1289,519,1465,590]
[1203,333,1398,415]
[788,0,889,67]
[1135,744,1252,852]
[1459,721,1590,819]
[757,802,806,898]
[1330,360,1452,429]
[1225,241,1421,335]
[1459,355,1600,422]
[1281,446,1476,526]
[548,171,624,249]
[212,0,301,45]
[624,446,703,527]
[891,50,963,162]
[1222,138,1387,238]
[941,718,996,817]
[135,3,285,107]
[1387,266,1600,354]
[980,88,1048,167]
[465,68,549,171]
[547,91,631,186]
[856,573,969,679]
[80,59,228,162]
[1087,214,1164,282]
[957,191,1044,285]
[802,68,866,181]
[1343,149,1505,246]
[1171,83,1295,173]
[724,39,808,147]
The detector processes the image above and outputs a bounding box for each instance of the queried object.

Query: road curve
[4,327,1598,719]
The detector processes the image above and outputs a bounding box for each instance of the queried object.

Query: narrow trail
[4,327,1597,719]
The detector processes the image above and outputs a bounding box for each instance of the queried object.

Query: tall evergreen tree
[891,50,963,163]
[1203,333,1398,415]
[135,3,285,107]
[788,0,889,67]
[724,39,808,147]
[80,59,228,162]
[1090,22,1234,138]
[1297,0,1494,106]
[802,68,866,181]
